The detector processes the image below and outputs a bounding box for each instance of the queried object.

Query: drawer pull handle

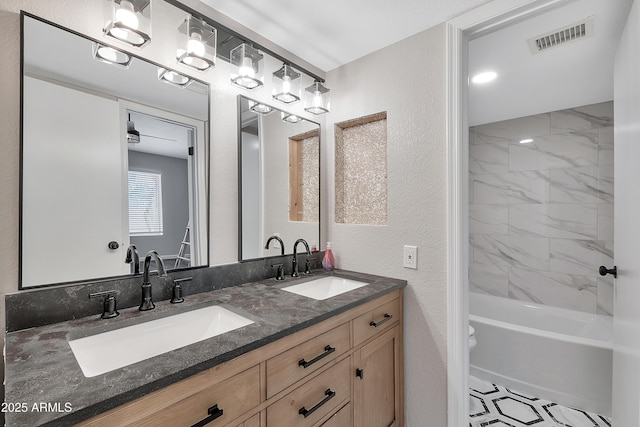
[356,368,364,379]
[370,313,392,328]
[191,404,224,427]
[299,388,336,418]
[298,345,335,368]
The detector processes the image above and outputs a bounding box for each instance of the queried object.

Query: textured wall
[326,24,448,426]
[469,101,614,315]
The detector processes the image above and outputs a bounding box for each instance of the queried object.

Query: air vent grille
[527,16,593,54]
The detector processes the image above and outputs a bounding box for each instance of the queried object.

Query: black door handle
[599,265,617,278]
[191,404,223,427]
[108,241,120,250]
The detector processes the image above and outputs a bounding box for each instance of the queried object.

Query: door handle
[599,265,617,279]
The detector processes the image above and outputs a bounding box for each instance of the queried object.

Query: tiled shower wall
[469,101,614,315]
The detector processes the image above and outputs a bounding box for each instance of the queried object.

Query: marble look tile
[597,276,614,316]
[508,204,597,240]
[471,234,550,271]
[508,130,598,171]
[471,113,550,144]
[508,268,597,313]
[469,262,509,297]
[598,165,614,202]
[470,204,508,235]
[549,239,613,277]
[598,203,614,241]
[549,167,612,204]
[544,402,607,425]
[474,171,550,204]
[598,148,614,166]
[598,126,614,148]
[469,174,475,204]
[470,142,509,174]
[550,101,614,133]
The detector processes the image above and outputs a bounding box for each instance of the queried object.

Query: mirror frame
[237,95,321,262]
[19,12,211,289]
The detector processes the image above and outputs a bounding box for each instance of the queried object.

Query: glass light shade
[281,111,303,123]
[272,64,301,104]
[177,16,216,71]
[157,68,192,88]
[92,43,132,67]
[304,81,330,114]
[248,100,273,115]
[103,0,151,48]
[230,44,264,90]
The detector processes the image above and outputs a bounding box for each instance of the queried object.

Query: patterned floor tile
[469,375,611,427]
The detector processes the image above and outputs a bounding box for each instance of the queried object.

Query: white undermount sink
[68,306,254,378]
[281,276,369,300]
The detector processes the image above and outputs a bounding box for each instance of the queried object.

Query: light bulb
[313,91,322,107]
[115,0,139,29]
[282,76,291,94]
[239,57,255,78]
[187,32,205,57]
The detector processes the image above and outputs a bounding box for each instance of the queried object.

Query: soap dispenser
[322,242,335,271]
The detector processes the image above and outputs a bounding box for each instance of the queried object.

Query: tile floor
[469,375,612,427]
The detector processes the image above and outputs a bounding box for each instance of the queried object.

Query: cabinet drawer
[353,298,400,346]
[317,402,351,427]
[266,323,350,398]
[136,365,260,427]
[267,357,350,427]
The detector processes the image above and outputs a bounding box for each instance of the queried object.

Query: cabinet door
[353,327,401,427]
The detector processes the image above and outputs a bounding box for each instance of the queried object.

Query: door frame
[445,0,572,424]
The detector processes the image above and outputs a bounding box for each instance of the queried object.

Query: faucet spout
[292,239,311,277]
[265,235,285,255]
[124,244,140,274]
[139,250,167,311]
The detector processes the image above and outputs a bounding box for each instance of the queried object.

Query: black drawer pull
[370,313,392,328]
[298,345,335,368]
[299,388,336,418]
[191,404,223,427]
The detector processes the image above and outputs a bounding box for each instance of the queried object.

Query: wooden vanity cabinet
[76,289,403,427]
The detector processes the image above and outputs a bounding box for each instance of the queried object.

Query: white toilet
[469,325,477,352]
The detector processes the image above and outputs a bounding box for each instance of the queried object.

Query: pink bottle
[322,242,335,271]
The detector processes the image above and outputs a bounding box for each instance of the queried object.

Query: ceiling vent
[527,16,593,54]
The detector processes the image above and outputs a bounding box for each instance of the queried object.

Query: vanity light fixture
[281,112,303,123]
[471,71,497,84]
[248,100,273,115]
[92,42,132,67]
[303,80,330,115]
[158,68,192,88]
[177,16,216,71]
[273,64,301,104]
[127,113,141,144]
[520,138,534,144]
[230,44,264,90]
[103,0,151,48]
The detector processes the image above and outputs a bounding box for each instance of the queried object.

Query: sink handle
[298,345,335,368]
[89,290,119,319]
[191,404,223,427]
[171,277,191,304]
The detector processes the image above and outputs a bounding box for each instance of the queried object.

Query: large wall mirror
[20,13,209,288]
[239,96,320,261]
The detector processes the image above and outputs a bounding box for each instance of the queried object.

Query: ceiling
[468,0,633,125]
[200,0,492,71]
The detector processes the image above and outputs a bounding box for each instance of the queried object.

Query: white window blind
[128,170,163,236]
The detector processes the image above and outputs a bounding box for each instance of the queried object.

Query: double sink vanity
[5,269,405,426]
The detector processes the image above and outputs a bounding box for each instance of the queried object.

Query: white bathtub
[469,293,613,416]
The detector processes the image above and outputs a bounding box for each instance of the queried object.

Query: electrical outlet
[403,245,417,269]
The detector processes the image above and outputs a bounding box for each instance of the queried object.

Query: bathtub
[469,293,613,416]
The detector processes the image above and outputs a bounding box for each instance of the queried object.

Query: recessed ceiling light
[520,138,534,144]
[471,71,497,84]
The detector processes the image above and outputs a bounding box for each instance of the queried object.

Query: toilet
[469,325,477,352]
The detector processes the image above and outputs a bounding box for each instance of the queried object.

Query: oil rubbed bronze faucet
[292,239,311,277]
[124,244,140,274]
[265,235,285,255]
[139,251,167,311]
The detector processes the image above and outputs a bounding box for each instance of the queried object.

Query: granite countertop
[4,269,406,426]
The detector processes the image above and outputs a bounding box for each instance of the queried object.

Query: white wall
[326,25,449,425]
